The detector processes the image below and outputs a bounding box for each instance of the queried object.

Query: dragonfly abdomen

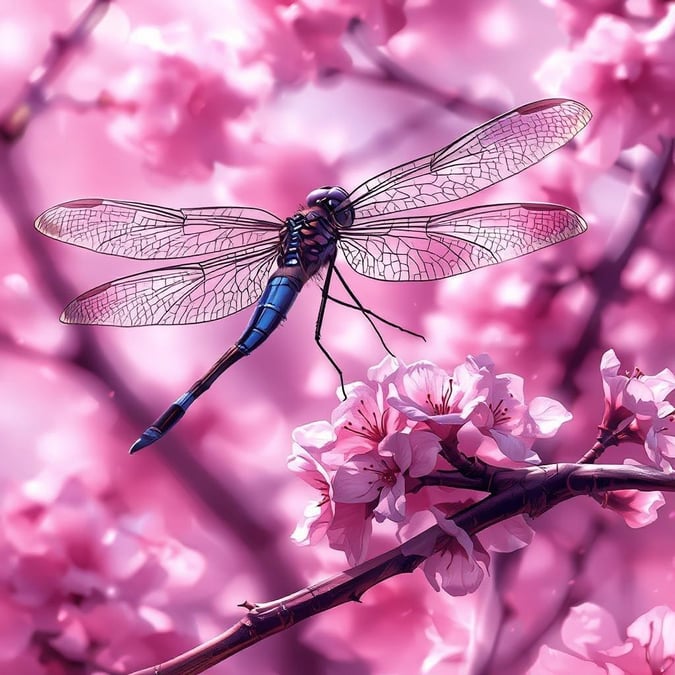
[129,270,303,453]
[236,272,303,354]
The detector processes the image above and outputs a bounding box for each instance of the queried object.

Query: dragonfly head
[305,186,354,228]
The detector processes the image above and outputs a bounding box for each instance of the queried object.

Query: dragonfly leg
[327,292,395,357]
[315,260,347,398]
[331,265,426,342]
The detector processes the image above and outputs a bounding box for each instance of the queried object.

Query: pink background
[1,0,674,673]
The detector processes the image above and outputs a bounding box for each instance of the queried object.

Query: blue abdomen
[236,274,302,354]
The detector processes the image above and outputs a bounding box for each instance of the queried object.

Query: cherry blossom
[105,47,253,178]
[290,355,572,583]
[595,486,665,528]
[599,349,675,470]
[387,358,486,430]
[422,507,490,596]
[331,370,407,458]
[332,430,440,522]
[465,354,572,463]
[288,444,334,545]
[0,476,203,672]
[536,5,675,163]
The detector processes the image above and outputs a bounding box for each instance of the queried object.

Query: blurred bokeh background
[1,0,674,673]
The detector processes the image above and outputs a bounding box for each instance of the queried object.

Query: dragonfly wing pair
[35,98,590,328]
[35,201,283,325]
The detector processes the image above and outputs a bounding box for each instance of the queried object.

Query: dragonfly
[35,98,590,454]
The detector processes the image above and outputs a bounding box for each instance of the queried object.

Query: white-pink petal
[560,602,623,659]
[529,396,573,437]
[478,515,534,553]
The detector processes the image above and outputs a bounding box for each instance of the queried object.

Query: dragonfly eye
[306,186,353,227]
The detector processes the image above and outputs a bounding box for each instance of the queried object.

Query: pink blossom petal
[560,602,623,659]
[291,498,333,546]
[291,421,336,457]
[374,474,407,523]
[367,354,405,383]
[332,453,385,503]
[478,515,534,553]
[529,396,573,437]
[601,489,665,528]
[625,605,675,667]
[423,509,486,596]
[407,431,442,477]
[379,431,413,472]
[456,422,484,456]
[326,502,373,566]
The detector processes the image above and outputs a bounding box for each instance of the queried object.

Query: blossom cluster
[0,476,203,672]
[289,354,571,595]
[536,1,675,164]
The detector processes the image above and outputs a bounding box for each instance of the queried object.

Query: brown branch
[129,462,675,675]
[0,0,112,142]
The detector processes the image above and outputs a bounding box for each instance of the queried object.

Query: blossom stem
[578,426,622,464]
[440,438,484,475]
[0,0,113,141]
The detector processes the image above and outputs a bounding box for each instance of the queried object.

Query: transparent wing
[61,243,279,326]
[35,198,284,259]
[339,99,591,221]
[338,203,587,282]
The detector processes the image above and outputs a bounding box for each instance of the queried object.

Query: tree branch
[129,462,675,675]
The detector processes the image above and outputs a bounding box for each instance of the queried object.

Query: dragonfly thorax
[279,208,339,281]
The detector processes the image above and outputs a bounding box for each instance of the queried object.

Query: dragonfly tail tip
[129,427,162,454]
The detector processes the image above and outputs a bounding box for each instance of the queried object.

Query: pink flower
[326,502,374,566]
[332,431,441,522]
[599,349,675,470]
[0,477,203,670]
[331,376,407,459]
[536,7,675,164]
[600,349,658,431]
[466,355,571,463]
[246,0,407,85]
[288,445,334,545]
[422,508,489,596]
[290,420,341,468]
[621,606,675,672]
[105,38,252,178]
[387,359,485,430]
[289,421,377,563]
[644,408,675,472]
[477,515,534,553]
[596,487,665,528]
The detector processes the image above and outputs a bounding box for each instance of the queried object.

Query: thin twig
[0,0,112,142]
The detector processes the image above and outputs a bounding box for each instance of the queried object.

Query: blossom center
[490,399,511,426]
[425,378,454,415]
[363,460,398,487]
[344,399,387,442]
